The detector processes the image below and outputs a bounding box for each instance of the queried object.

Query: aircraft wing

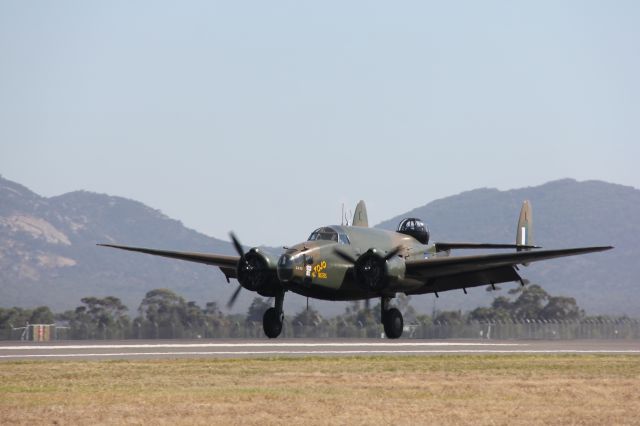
[97,244,240,280]
[433,242,540,252]
[405,246,612,294]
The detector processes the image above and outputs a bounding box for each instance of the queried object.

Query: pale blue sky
[1,1,638,246]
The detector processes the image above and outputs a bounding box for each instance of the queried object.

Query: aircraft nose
[277,254,295,282]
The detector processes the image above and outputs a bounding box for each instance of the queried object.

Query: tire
[383,308,403,339]
[263,307,283,338]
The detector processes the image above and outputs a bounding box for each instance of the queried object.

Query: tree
[246,298,271,323]
[540,296,583,321]
[469,306,507,323]
[59,296,130,339]
[469,296,513,323]
[138,289,187,338]
[434,310,464,325]
[201,301,229,337]
[184,301,206,329]
[491,296,513,312]
[395,294,418,324]
[0,308,33,337]
[29,306,55,324]
[292,306,323,327]
[512,285,549,319]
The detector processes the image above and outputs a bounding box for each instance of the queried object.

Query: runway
[1,339,639,360]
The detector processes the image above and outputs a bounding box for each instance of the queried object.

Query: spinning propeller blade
[226,232,246,309]
[333,248,358,264]
[227,284,243,309]
[229,232,245,258]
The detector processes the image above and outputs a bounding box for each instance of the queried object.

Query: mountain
[0,175,244,314]
[0,176,638,317]
[377,179,638,316]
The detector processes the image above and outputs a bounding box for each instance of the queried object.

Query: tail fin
[517,201,533,263]
[352,200,369,227]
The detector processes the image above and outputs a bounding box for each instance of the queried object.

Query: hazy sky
[1,1,638,247]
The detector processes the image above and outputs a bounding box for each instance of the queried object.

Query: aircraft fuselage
[277,225,426,301]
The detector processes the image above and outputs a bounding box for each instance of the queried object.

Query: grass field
[1,355,639,425]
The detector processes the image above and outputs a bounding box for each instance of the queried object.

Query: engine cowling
[354,249,406,291]
[236,248,281,296]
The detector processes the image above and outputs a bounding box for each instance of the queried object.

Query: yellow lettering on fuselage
[311,260,328,279]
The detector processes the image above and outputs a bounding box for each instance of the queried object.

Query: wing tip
[97,243,117,248]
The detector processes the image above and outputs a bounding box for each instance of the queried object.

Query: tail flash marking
[516,200,533,249]
[517,200,533,266]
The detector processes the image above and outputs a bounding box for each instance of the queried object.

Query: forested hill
[1,175,638,316]
[377,179,638,316]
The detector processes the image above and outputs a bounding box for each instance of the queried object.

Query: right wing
[405,246,612,294]
[98,243,240,281]
[433,242,541,252]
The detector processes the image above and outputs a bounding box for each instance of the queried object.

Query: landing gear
[263,291,285,338]
[381,297,403,339]
[263,307,283,338]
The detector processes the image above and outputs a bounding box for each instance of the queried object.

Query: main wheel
[383,308,403,339]
[263,307,283,338]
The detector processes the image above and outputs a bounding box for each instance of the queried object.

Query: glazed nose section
[277,254,294,282]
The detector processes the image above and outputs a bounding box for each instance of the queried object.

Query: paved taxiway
[1,339,639,360]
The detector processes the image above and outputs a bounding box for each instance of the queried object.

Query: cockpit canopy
[397,218,430,245]
[308,226,350,245]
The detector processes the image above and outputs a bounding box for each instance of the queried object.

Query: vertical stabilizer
[352,200,369,227]
[517,201,533,262]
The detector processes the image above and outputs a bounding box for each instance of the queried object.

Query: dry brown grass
[1,355,639,425]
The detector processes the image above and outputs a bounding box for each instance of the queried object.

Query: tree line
[0,284,636,340]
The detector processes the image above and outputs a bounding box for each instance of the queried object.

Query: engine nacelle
[354,249,406,291]
[397,218,430,245]
[237,248,281,297]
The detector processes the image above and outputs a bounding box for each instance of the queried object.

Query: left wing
[405,246,612,294]
[97,244,240,280]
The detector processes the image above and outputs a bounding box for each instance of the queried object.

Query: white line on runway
[0,342,524,351]
[1,349,640,359]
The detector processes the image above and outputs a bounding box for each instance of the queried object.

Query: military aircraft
[99,200,611,339]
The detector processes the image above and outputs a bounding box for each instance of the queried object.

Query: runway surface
[1,339,639,360]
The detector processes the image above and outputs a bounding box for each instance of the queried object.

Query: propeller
[226,231,272,309]
[334,246,403,292]
[227,232,246,309]
[227,284,243,309]
[334,246,402,264]
[382,246,403,262]
[230,232,244,260]
[334,249,357,264]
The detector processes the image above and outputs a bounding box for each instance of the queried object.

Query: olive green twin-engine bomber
[99,200,612,339]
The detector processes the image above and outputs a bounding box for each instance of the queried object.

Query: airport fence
[2,318,640,340]
[404,318,640,340]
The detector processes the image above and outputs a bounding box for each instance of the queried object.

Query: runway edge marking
[2,349,640,359]
[0,342,525,351]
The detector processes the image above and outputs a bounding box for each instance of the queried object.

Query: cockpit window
[338,233,351,245]
[307,227,350,244]
[398,218,427,233]
[308,227,338,242]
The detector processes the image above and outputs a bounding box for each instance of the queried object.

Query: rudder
[516,200,533,251]
[352,200,369,227]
